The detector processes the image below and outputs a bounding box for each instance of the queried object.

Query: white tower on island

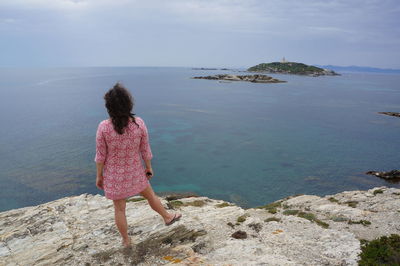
[281,57,287,63]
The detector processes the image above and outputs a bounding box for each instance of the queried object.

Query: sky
[0,0,399,68]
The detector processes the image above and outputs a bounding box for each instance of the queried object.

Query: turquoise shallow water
[0,67,399,211]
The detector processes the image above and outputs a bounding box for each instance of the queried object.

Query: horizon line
[0,64,399,71]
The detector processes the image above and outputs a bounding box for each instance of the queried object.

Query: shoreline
[2,180,398,213]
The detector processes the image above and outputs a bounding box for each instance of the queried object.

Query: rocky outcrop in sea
[378,112,400,118]
[366,170,400,182]
[192,74,286,83]
[1,186,400,265]
[192,68,234,71]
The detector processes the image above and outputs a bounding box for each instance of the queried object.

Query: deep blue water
[0,67,399,211]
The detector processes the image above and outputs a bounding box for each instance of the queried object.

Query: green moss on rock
[297,211,315,221]
[358,234,400,265]
[314,219,330,228]
[256,201,282,214]
[227,222,235,228]
[237,215,247,223]
[283,209,300,215]
[348,219,371,226]
[168,200,184,209]
[297,211,329,228]
[184,200,206,207]
[168,200,206,209]
[126,197,146,203]
[264,217,281,223]
[215,202,234,208]
[330,215,348,222]
[346,201,358,208]
[328,197,339,203]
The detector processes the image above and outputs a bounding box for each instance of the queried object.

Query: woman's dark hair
[104,82,138,134]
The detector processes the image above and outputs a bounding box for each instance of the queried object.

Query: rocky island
[1,186,400,265]
[247,62,340,76]
[378,112,400,118]
[192,74,286,83]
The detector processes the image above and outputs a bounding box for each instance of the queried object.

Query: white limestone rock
[0,186,399,265]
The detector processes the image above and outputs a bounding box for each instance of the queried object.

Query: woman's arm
[139,118,154,179]
[139,118,153,161]
[95,122,107,190]
[144,159,152,170]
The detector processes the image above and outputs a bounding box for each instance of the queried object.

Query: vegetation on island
[247,62,339,76]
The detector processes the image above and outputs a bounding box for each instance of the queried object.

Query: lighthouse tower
[281,57,287,63]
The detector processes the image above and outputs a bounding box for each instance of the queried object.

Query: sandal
[165,213,182,226]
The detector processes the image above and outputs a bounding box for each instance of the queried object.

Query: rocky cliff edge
[1,186,400,265]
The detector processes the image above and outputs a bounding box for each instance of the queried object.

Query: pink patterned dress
[94,117,153,200]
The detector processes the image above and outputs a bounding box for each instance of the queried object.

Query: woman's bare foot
[122,237,132,248]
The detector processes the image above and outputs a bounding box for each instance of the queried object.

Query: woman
[95,82,181,248]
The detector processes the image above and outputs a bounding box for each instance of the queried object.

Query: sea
[0,67,399,212]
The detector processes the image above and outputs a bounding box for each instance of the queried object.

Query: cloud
[0,0,399,67]
[0,18,17,24]
[0,0,88,10]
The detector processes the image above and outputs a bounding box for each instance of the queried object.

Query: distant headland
[192,67,233,71]
[247,60,339,77]
[317,65,400,74]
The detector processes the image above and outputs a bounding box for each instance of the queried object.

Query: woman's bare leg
[140,184,180,224]
[113,199,131,247]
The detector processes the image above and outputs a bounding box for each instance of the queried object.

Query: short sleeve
[94,122,107,163]
[138,117,153,161]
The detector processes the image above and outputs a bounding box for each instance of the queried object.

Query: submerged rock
[192,74,286,83]
[1,186,399,265]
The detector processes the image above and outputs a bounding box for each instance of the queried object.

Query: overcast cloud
[0,0,399,68]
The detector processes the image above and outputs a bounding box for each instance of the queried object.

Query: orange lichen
[163,256,183,263]
[272,229,284,234]
[163,256,174,261]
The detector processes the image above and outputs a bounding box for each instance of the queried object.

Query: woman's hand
[96,162,104,190]
[96,175,104,190]
[145,168,154,180]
